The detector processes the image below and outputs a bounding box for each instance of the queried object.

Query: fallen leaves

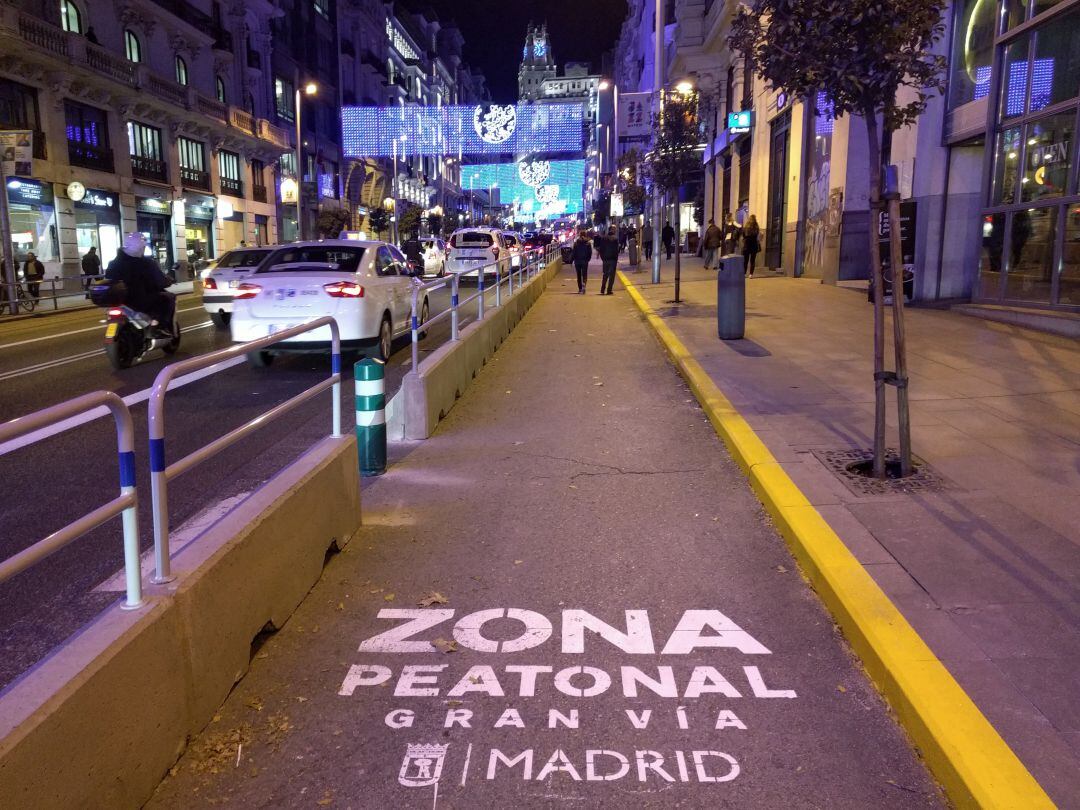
[432,638,458,654]
[775,564,789,574]
[418,591,449,607]
[383,593,396,602]
[514,559,523,565]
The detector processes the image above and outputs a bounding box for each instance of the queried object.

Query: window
[216,76,227,104]
[1020,112,1074,203]
[127,121,163,160]
[177,137,205,171]
[60,0,81,33]
[219,150,240,181]
[0,80,40,131]
[948,0,995,109]
[278,152,297,178]
[1031,9,1080,113]
[175,56,188,86]
[65,100,112,170]
[251,159,265,186]
[274,77,295,122]
[124,29,141,63]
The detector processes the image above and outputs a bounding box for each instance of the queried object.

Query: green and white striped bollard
[355,358,386,476]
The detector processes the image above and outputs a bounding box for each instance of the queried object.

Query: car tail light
[234,282,262,300]
[203,277,217,290]
[107,308,123,318]
[324,281,364,298]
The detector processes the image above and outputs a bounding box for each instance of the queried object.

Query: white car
[502,232,524,268]
[200,246,277,328]
[229,240,428,365]
[446,228,510,279]
[419,237,447,277]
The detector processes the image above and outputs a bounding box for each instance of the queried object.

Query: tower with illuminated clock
[518,24,556,100]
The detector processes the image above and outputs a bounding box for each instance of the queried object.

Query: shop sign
[618,92,652,143]
[186,202,215,220]
[0,130,33,177]
[775,92,787,111]
[727,111,753,134]
[878,200,917,267]
[74,188,118,211]
[609,193,624,218]
[280,177,298,204]
[137,197,171,215]
[5,177,52,206]
[67,181,86,201]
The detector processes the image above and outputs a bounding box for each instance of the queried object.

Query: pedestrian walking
[594,226,620,295]
[81,246,101,296]
[571,231,593,294]
[742,215,761,277]
[642,224,654,260]
[618,225,628,254]
[702,219,722,270]
[662,221,675,260]
[722,213,741,255]
[22,252,44,298]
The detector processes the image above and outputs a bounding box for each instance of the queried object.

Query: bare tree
[730,0,946,478]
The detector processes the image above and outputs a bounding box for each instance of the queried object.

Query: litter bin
[560,244,573,264]
[717,254,745,340]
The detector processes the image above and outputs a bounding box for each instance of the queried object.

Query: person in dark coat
[661,222,675,259]
[641,223,654,260]
[106,232,176,333]
[742,215,761,277]
[81,246,101,294]
[702,219,722,270]
[21,252,44,298]
[594,226,620,295]
[571,231,593,294]
[722,213,741,255]
[400,235,424,272]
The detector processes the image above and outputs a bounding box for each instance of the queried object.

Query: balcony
[256,119,290,149]
[147,73,188,108]
[252,184,267,203]
[131,155,168,183]
[195,94,228,123]
[228,106,255,135]
[67,141,115,173]
[220,176,243,197]
[180,166,210,191]
[86,42,137,86]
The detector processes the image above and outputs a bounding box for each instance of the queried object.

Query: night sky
[403,0,629,102]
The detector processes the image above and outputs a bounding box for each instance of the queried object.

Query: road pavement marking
[0,322,213,381]
[617,270,1054,809]
[0,305,205,351]
[0,352,245,456]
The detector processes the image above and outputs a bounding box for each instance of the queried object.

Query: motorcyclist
[105,232,177,335]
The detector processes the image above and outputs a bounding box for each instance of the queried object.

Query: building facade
[0,0,290,284]
[614,0,1080,314]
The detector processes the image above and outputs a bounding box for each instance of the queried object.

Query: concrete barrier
[399,258,561,440]
[0,434,361,810]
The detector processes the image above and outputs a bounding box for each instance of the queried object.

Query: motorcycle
[90,281,181,369]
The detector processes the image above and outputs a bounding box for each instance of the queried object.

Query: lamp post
[652,0,664,283]
[469,171,479,223]
[294,77,317,241]
[391,133,407,244]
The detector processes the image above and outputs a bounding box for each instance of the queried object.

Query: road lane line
[0,322,213,381]
[0,304,206,351]
[0,353,245,456]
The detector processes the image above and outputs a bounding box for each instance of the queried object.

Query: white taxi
[200,246,277,328]
[419,237,447,277]
[230,240,428,365]
[445,227,510,279]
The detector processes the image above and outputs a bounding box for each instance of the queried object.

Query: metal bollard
[355,358,386,476]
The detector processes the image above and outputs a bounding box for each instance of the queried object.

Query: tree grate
[812,448,954,497]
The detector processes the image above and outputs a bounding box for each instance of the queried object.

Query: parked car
[200,246,277,328]
[502,232,524,268]
[445,228,510,279]
[229,240,428,365]
[419,236,447,277]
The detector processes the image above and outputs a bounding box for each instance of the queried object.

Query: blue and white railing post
[355,358,386,476]
[147,387,173,584]
[117,419,142,609]
[477,263,486,320]
[450,272,460,341]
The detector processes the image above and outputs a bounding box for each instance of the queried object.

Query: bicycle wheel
[17,289,35,313]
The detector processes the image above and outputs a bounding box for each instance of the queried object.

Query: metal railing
[146,316,343,583]
[0,278,84,316]
[0,391,143,609]
[408,241,560,371]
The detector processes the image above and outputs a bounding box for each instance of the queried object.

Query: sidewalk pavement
[146,261,941,808]
[620,255,1080,806]
[0,281,197,320]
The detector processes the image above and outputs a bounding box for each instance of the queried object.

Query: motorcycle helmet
[122,231,148,257]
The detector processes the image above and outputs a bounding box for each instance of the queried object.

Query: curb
[617,270,1053,810]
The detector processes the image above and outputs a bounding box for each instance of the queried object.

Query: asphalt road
[0,277,507,692]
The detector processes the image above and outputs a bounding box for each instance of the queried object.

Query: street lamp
[675,79,695,95]
[294,78,317,240]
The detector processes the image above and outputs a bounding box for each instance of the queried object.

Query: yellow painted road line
[617,270,1054,810]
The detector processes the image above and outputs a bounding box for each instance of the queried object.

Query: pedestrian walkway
[620,256,1080,806]
[146,261,941,808]
[0,280,197,321]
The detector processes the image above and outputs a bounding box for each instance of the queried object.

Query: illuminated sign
[74,188,117,210]
[727,111,753,134]
[5,178,51,206]
[341,104,585,158]
[280,177,299,204]
[462,159,586,222]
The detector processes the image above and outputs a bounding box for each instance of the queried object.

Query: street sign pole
[651,0,663,284]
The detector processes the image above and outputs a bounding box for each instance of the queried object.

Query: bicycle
[13,281,36,313]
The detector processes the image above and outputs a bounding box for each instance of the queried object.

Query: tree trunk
[864,106,888,479]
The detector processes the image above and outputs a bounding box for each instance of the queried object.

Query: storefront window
[1060,205,1080,305]
[949,0,995,109]
[1033,0,1069,21]
[6,179,59,266]
[992,126,1022,204]
[978,212,1006,297]
[1004,206,1055,302]
[1031,9,1080,113]
[1020,112,1073,202]
[74,190,121,267]
[999,35,1031,120]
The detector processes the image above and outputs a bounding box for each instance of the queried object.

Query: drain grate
[812,448,954,497]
